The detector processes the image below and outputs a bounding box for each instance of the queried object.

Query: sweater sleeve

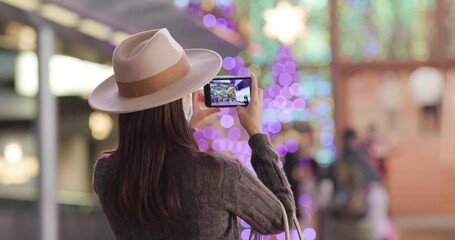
[222,134,296,235]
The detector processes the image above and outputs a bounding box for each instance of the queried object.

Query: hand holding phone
[188,90,221,129]
[204,76,252,108]
[237,74,263,136]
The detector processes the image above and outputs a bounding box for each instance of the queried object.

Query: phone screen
[204,76,251,108]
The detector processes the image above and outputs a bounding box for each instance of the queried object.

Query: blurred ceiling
[0,0,242,120]
[0,0,242,62]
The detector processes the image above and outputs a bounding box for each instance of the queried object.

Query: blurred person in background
[319,128,382,240]
[360,125,391,240]
[360,124,390,178]
[88,29,295,239]
[282,122,319,220]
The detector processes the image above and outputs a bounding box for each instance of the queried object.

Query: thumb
[206,107,221,115]
[236,106,245,116]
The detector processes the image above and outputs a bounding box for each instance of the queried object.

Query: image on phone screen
[204,76,251,108]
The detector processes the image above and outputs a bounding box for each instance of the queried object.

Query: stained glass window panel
[338,0,437,63]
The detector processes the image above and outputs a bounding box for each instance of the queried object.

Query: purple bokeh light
[202,14,217,28]
[283,100,294,111]
[226,21,236,31]
[202,126,216,139]
[271,63,283,76]
[285,140,299,153]
[220,115,234,128]
[273,96,287,109]
[193,129,204,140]
[290,83,303,97]
[223,57,236,70]
[293,98,306,111]
[283,61,297,74]
[275,144,287,157]
[212,139,225,152]
[237,67,251,76]
[216,17,228,31]
[197,139,209,151]
[240,229,251,240]
[280,86,294,99]
[263,97,273,109]
[299,194,313,208]
[268,122,282,134]
[240,219,250,228]
[268,84,282,98]
[320,132,334,146]
[228,127,242,140]
[303,228,317,240]
[234,56,245,68]
[278,73,293,87]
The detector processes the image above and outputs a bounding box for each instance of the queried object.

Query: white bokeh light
[263,2,308,45]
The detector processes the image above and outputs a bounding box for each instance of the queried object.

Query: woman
[89,29,295,239]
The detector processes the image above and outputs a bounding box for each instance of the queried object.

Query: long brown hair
[104,99,199,224]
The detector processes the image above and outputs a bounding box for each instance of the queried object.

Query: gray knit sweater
[93,133,295,239]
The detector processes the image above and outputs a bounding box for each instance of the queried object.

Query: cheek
[182,96,191,115]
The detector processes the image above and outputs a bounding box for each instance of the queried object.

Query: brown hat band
[116,54,191,98]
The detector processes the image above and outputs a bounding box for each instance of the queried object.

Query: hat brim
[88,49,222,114]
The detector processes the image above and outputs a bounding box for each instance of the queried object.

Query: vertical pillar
[37,25,58,240]
[330,0,347,156]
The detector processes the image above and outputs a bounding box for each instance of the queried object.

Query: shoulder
[92,153,113,193]
[93,153,112,173]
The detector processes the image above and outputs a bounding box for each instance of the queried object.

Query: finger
[196,90,205,102]
[250,73,258,103]
[258,88,264,103]
[206,108,221,116]
[198,106,220,117]
[191,91,198,106]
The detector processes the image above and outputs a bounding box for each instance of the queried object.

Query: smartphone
[204,76,252,108]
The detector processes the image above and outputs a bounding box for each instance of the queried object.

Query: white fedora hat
[88,28,222,113]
